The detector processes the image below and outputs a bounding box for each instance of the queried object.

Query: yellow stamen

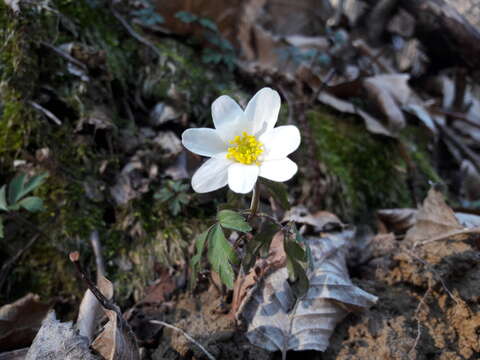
[226,132,263,165]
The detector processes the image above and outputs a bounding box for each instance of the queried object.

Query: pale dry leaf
[91,277,139,360]
[405,187,464,247]
[239,230,377,355]
[317,92,393,137]
[77,275,112,342]
[377,208,417,235]
[25,312,99,360]
[0,294,50,352]
[363,74,412,132]
[283,206,345,232]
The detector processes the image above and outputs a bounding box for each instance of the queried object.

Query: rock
[149,103,180,127]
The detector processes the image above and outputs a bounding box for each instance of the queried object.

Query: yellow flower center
[226,132,264,165]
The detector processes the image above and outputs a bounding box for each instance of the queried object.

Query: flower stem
[248,182,260,219]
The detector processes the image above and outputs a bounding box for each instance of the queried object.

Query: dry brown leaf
[239,230,377,355]
[232,231,286,317]
[0,294,50,352]
[405,187,463,246]
[91,277,139,360]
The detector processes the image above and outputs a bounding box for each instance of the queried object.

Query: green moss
[308,107,412,221]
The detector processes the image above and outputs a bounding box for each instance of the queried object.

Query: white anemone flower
[182,87,301,194]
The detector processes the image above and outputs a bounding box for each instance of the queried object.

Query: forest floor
[1,0,480,359]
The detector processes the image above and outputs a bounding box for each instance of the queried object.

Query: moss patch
[308,107,412,221]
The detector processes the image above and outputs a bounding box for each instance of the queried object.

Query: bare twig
[110,7,162,59]
[150,320,216,360]
[40,41,87,70]
[413,227,480,247]
[29,101,62,126]
[0,234,40,292]
[439,124,480,173]
[408,283,432,359]
[69,251,123,321]
[403,248,459,304]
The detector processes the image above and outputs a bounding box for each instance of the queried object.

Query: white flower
[182,88,301,194]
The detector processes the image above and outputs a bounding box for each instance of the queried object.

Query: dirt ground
[124,229,480,360]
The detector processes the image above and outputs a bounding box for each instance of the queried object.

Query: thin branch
[413,227,480,247]
[150,320,216,360]
[40,41,87,70]
[29,101,62,126]
[110,7,162,59]
[69,251,122,320]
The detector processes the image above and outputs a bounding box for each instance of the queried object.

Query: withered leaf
[239,230,377,355]
[0,294,50,352]
[91,277,139,360]
[405,187,464,247]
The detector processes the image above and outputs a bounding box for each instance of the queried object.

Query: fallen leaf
[363,74,412,132]
[239,230,377,355]
[377,208,417,235]
[77,276,112,343]
[91,277,140,360]
[0,348,28,360]
[0,294,50,352]
[232,231,286,317]
[318,92,393,137]
[25,312,99,360]
[405,187,465,247]
[283,206,345,232]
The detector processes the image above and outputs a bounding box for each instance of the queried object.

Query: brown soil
[130,233,480,360]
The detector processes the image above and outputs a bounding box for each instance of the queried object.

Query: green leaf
[169,199,181,216]
[217,209,252,233]
[285,240,307,262]
[17,196,43,212]
[288,259,309,298]
[207,224,238,288]
[8,173,26,205]
[18,172,48,200]
[260,178,290,209]
[0,185,8,211]
[190,229,210,288]
[154,188,174,202]
[257,222,280,258]
[199,18,218,31]
[175,11,198,23]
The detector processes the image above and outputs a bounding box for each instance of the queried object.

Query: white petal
[244,88,281,137]
[259,158,298,182]
[191,157,232,193]
[259,125,301,160]
[228,163,259,194]
[182,128,226,157]
[212,95,244,142]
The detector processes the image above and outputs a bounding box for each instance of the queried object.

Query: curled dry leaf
[77,276,112,343]
[0,293,50,352]
[283,206,345,232]
[238,229,377,356]
[232,231,286,317]
[91,277,140,360]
